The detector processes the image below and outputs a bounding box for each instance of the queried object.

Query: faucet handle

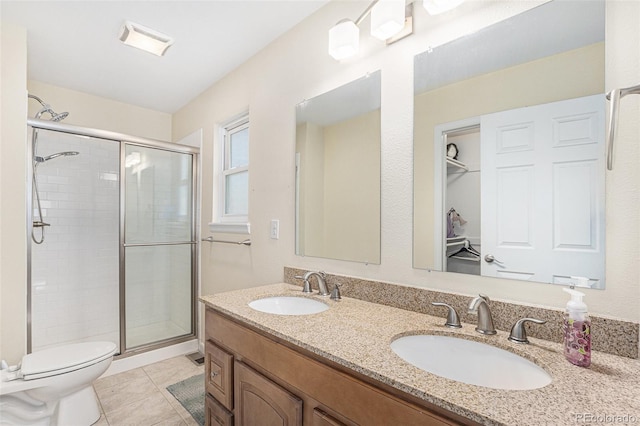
[431,303,462,328]
[330,283,342,300]
[294,275,312,293]
[508,318,547,344]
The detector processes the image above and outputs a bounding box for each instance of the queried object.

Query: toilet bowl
[0,341,117,426]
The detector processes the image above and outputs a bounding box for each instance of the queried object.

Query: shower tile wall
[31,130,120,352]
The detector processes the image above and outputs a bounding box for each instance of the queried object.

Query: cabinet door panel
[206,340,234,410]
[206,394,233,426]
[235,360,302,426]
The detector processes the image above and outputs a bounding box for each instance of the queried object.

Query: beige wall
[1,23,28,364]
[174,0,639,337]
[414,43,605,269]
[296,122,325,257]
[27,80,172,141]
[323,110,381,264]
[297,111,380,263]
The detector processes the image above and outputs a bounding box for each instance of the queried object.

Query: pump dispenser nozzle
[563,288,587,312]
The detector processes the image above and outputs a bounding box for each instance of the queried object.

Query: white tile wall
[31,130,120,352]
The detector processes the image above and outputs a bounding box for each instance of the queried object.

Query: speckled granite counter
[200,283,640,426]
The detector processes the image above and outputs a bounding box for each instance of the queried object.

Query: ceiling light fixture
[328,0,412,61]
[119,21,174,57]
[422,0,465,15]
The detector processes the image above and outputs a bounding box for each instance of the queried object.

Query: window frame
[210,113,250,234]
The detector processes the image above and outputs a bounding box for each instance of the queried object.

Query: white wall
[174,0,639,335]
[1,22,28,365]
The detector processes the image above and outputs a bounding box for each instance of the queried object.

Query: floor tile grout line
[144,362,190,423]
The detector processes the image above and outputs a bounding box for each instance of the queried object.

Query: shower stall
[27,116,198,357]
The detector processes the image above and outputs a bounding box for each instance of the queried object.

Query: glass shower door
[123,144,195,349]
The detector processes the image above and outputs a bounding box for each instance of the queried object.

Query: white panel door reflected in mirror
[295,71,381,265]
[413,0,606,288]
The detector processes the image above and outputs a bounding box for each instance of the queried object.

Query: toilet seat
[20,341,117,380]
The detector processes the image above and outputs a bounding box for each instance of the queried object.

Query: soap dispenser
[563,287,591,367]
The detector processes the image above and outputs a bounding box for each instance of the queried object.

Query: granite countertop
[200,283,640,426]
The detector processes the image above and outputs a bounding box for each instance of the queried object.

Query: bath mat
[166,373,205,426]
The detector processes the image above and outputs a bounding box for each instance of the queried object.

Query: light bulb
[329,20,360,60]
[371,0,405,41]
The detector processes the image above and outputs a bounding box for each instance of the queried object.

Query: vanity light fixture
[328,0,412,61]
[119,21,174,57]
[370,0,406,41]
[422,0,465,15]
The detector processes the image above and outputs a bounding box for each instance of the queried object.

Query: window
[211,113,250,233]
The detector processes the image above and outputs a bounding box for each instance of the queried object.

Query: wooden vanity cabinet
[206,394,234,426]
[205,307,470,426]
[235,360,303,425]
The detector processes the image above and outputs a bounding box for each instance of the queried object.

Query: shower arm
[606,83,640,171]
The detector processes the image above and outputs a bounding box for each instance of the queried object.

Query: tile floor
[93,355,204,426]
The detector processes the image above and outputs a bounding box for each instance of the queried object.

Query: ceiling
[1,0,329,113]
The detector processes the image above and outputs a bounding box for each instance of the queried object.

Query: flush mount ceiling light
[119,21,174,57]
[328,0,412,61]
[423,0,465,15]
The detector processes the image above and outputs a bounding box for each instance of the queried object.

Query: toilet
[0,341,117,426]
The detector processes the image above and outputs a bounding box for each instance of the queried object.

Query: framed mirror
[413,0,606,288]
[295,71,381,264]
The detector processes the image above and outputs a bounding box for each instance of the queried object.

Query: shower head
[28,94,69,122]
[50,111,69,122]
[35,106,69,122]
[35,151,80,163]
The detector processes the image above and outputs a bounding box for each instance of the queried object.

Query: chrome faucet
[468,294,497,335]
[303,271,329,296]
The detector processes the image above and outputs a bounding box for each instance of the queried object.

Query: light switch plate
[270,219,279,239]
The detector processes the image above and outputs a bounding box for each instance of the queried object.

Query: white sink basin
[391,335,551,390]
[248,296,329,315]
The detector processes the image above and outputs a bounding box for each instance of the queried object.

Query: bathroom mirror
[413,0,606,288]
[295,71,381,264]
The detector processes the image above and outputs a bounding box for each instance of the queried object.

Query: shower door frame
[26,118,199,357]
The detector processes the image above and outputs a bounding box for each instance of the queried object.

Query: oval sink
[391,335,551,390]
[248,296,329,315]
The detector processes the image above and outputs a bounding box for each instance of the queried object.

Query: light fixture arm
[355,0,380,26]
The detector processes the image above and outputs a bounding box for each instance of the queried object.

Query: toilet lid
[21,341,117,380]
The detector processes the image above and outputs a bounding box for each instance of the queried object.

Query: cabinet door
[235,361,302,426]
[206,340,234,410]
[206,394,234,426]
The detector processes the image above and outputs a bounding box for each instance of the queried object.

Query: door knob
[484,254,503,264]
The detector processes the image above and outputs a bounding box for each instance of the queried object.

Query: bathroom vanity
[201,283,640,425]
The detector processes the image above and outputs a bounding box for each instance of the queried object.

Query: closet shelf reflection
[446,157,468,171]
[450,254,481,262]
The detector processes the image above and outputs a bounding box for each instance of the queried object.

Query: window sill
[208,222,251,235]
